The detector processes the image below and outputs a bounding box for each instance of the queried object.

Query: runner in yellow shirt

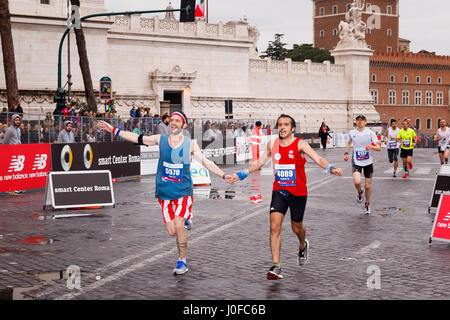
[396,119,416,179]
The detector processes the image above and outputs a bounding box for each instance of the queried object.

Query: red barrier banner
[0,143,51,192]
[430,192,450,243]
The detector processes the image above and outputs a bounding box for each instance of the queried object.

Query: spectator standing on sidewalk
[318,122,331,150]
[57,120,75,143]
[3,114,26,194]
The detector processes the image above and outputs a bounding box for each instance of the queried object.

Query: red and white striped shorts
[157,196,193,224]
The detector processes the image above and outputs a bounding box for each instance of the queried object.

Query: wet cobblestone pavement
[1,148,449,300]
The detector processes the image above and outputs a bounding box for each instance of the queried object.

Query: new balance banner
[430,192,450,244]
[0,143,51,192]
[51,142,140,178]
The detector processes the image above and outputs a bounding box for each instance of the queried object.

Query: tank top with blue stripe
[155,135,193,200]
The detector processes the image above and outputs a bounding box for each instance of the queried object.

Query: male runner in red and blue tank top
[227,114,343,280]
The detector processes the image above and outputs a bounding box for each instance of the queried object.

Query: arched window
[426,118,432,130]
[437,118,442,129]
[415,118,421,130]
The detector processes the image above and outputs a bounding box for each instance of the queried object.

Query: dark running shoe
[357,190,363,204]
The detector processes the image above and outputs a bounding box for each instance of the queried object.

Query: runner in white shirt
[434,119,450,165]
[344,115,381,215]
[383,119,400,177]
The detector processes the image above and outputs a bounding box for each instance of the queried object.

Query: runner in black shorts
[270,190,307,223]
[227,114,342,280]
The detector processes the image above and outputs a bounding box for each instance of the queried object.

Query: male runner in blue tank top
[98,111,229,275]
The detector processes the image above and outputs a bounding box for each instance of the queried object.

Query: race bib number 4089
[275,164,296,186]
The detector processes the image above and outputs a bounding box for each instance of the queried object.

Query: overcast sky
[104,0,450,55]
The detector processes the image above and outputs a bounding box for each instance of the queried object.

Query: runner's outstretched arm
[191,141,228,180]
[98,120,160,146]
[298,140,343,176]
[227,142,272,184]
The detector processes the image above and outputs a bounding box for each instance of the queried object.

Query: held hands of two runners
[225,174,240,185]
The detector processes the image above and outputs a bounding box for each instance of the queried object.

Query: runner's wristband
[113,127,121,137]
[326,164,335,174]
[236,169,249,180]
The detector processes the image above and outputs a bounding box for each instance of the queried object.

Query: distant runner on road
[383,119,400,177]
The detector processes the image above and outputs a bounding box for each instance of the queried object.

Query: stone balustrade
[111,16,247,40]
[249,58,345,75]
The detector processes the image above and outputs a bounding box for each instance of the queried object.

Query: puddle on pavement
[379,207,415,217]
[0,270,67,300]
[194,188,237,200]
[17,236,53,245]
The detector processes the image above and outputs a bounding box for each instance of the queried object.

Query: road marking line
[55,206,268,300]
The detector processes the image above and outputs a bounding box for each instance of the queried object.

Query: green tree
[287,44,334,63]
[261,33,288,60]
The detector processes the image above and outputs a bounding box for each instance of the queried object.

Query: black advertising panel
[430,174,450,209]
[51,142,140,178]
[45,171,114,209]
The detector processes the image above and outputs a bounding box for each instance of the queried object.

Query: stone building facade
[0,0,379,132]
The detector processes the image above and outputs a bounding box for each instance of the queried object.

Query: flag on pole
[195,0,205,17]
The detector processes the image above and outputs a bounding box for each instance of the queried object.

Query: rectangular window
[320,7,325,16]
[403,75,408,83]
[370,89,378,104]
[402,90,410,105]
[387,46,392,52]
[320,30,325,37]
[389,90,396,105]
[40,0,50,4]
[415,90,422,105]
[416,76,421,83]
[427,76,432,84]
[387,29,392,37]
[425,90,433,105]
[436,91,444,105]
[333,29,338,36]
[387,5,392,14]
[390,74,395,83]
[366,3,371,12]
[438,77,442,84]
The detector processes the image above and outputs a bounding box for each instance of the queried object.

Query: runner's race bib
[388,141,398,149]
[354,148,370,161]
[402,140,411,148]
[162,162,183,183]
[439,141,448,151]
[275,164,296,187]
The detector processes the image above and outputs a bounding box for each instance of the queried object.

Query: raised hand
[97,120,114,133]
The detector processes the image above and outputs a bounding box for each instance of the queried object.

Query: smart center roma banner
[0,143,51,192]
[51,142,141,178]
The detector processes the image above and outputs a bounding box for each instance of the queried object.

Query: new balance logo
[8,155,25,173]
[32,154,48,170]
